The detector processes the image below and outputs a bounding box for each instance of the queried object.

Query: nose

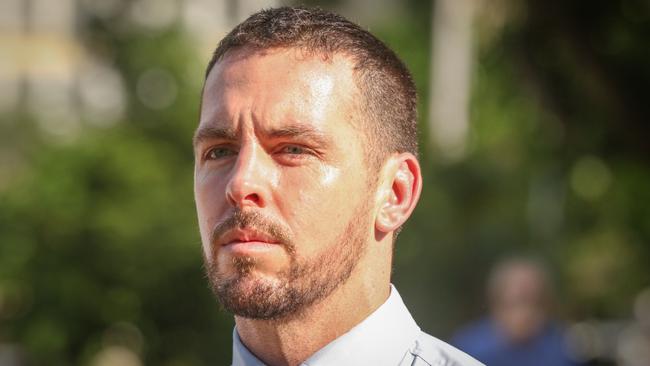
[225,142,271,209]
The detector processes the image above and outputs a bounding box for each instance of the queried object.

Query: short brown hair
[203,6,418,168]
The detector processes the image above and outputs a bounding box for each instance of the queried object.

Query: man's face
[194,48,377,319]
[492,265,548,343]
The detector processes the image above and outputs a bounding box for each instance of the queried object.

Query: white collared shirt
[231,285,483,366]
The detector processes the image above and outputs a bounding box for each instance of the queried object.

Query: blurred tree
[0,5,233,365]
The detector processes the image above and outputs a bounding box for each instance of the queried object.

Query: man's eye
[206,147,235,160]
[282,145,306,155]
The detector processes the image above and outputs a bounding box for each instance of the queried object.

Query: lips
[220,228,279,247]
[217,228,284,257]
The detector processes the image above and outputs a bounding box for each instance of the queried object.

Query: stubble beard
[204,198,372,321]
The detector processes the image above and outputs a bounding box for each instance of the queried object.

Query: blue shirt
[232,285,483,366]
[452,318,580,366]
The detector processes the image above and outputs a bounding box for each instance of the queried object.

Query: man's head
[203,6,418,169]
[488,258,552,343]
[194,7,422,320]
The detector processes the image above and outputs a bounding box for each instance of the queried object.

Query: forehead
[199,48,361,135]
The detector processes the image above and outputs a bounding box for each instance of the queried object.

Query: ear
[375,153,423,234]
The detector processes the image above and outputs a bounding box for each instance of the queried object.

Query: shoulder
[408,331,485,366]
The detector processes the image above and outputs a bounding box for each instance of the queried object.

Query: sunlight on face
[194,48,376,319]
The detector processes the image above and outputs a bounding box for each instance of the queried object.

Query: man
[453,258,581,366]
[193,7,482,366]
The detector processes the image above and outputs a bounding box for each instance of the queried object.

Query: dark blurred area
[0,0,648,365]
[453,257,582,366]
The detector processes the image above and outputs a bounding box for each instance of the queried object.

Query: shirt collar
[233,328,266,366]
[232,285,421,366]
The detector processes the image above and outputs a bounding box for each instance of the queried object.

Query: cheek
[195,168,228,204]
[194,170,228,260]
[320,165,341,187]
[284,165,342,209]
[280,165,360,244]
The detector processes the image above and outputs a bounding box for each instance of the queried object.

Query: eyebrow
[193,122,333,148]
[193,125,237,147]
[266,124,332,146]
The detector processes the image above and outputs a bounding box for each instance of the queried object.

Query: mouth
[218,229,283,255]
[221,228,279,246]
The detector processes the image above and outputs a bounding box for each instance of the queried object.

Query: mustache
[210,209,294,253]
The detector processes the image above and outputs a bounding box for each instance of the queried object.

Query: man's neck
[235,266,391,366]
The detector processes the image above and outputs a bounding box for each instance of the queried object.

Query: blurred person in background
[193,6,482,366]
[453,257,581,366]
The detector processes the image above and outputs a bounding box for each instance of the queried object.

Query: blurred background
[0,0,648,365]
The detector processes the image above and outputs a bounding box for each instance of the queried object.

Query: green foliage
[1,18,232,366]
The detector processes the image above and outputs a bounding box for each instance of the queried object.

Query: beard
[204,198,372,321]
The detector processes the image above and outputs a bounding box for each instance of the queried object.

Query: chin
[213,271,301,320]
